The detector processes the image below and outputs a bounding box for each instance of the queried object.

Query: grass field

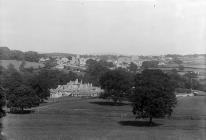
[0,60,44,70]
[1,96,206,140]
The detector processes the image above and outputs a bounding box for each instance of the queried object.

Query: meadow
[0,60,44,70]
[1,96,206,140]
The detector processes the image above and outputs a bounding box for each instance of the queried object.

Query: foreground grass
[2,96,206,140]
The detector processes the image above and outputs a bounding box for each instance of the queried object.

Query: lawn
[1,96,206,140]
[0,60,44,70]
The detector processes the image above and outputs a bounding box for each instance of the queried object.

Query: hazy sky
[0,0,206,55]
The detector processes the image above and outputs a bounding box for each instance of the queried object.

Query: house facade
[50,79,103,98]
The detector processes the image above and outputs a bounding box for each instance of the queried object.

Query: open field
[1,96,206,140]
[0,60,44,70]
[162,55,206,79]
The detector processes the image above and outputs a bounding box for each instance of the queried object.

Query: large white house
[50,79,103,98]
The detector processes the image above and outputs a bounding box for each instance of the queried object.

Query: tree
[0,47,10,59]
[7,85,39,112]
[131,69,177,124]
[100,69,134,103]
[10,50,25,60]
[27,69,78,102]
[128,62,138,73]
[84,60,109,86]
[19,60,26,71]
[24,51,40,62]
[1,68,40,112]
[99,60,114,68]
[183,72,201,90]
[142,60,159,69]
[57,71,78,85]
[44,57,57,68]
[28,69,58,102]
[86,59,97,67]
[0,66,6,117]
[173,57,183,65]
[2,67,23,93]
[167,69,185,89]
[0,86,5,117]
[178,65,184,71]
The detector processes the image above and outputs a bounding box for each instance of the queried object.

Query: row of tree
[167,69,203,91]
[0,58,203,123]
[0,64,78,113]
[84,59,203,92]
[0,47,42,62]
[99,69,177,124]
[98,67,204,124]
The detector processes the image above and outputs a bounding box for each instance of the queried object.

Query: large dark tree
[128,62,138,73]
[7,85,39,112]
[183,72,201,90]
[0,66,5,117]
[0,86,5,117]
[141,60,159,69]
[28,69,59,102]
[131,69,177,124]
[57,71,78,85]
[84,60,109,86]
[167,69,185,89]
[1,67,40,112]
[27,69,78,102]
[24,51,40,62]
[10,50,25,60]
[85,59,97,67]
[0,47,10,59]
[100,69,134,103]
[2,67,23,93]
[44,57,57,68]
[99,60,114,68]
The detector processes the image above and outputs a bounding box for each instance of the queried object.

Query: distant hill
[0,47,42,62]
[42,53,76,57]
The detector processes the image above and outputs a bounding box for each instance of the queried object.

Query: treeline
[98,68,205,124]
[83,59,204,91]
[167,69,203,91]
[0,57,204,117]
[99,69,177,124]
[0,64,78,114]
[83,59,114,86]
[0,47,42,62]
[99,68,204,103]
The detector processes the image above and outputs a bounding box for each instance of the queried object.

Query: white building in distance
[50,79,103,98]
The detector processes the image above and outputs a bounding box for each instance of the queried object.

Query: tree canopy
[0,86,5,117]
[84,59,109,86]
[141,60,159,69]
[0,47,41,62]
[7,85,39,111]
[1,64,80,112]
[131,69,177,124]
[99,68,134,103]
[128,62,138,73]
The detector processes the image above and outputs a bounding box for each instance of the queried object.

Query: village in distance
[0,47,206,140]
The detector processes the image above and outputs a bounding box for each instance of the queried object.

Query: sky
[0,0,206,55]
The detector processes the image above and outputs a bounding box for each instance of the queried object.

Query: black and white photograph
[0,0,206,140]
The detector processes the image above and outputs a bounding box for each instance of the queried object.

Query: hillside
[0,60,44,70]
[2,96,206,140]
[42,52,76,57]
